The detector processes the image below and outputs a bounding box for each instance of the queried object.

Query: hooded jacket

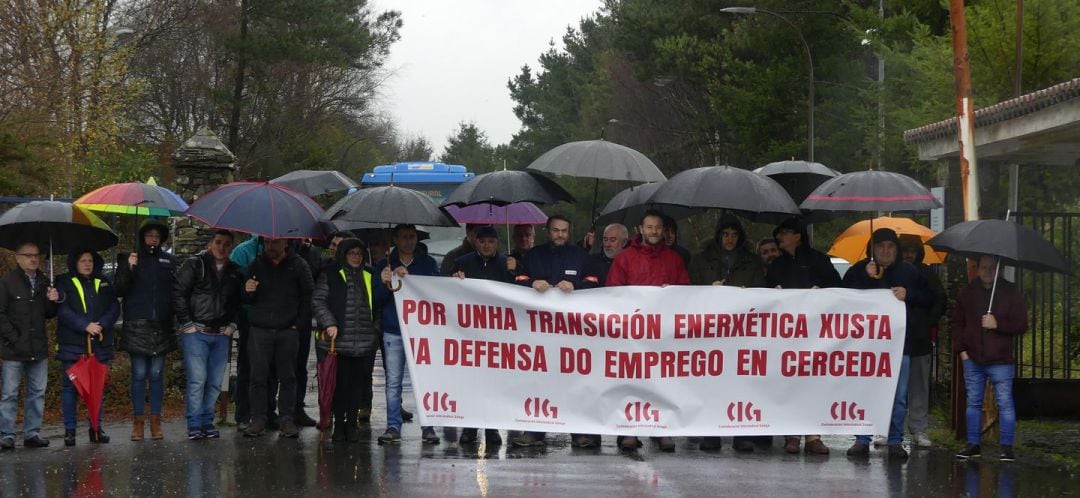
[901,240,947,356]
[0,266,57,362]
[690,216,765,288]
[952,279,1027,365]
[56,251,120,362]
[312,238,377,358]
[606,236,690,287]
[114,217,178,355]
[173,250,244,330]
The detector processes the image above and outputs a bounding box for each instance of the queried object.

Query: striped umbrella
[75,181,189,217]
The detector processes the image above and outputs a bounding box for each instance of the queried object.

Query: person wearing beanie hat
[765,216,840,455]
[843,227,932,460]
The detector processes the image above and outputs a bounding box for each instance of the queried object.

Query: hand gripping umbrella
[0,201,118,284]
[66,336,108,432]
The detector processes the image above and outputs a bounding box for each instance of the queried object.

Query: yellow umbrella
[828,216,946,265]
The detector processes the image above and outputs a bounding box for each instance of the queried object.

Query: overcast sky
[378,0,602,160]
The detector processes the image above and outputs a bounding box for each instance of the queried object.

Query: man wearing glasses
[0,242,60,449]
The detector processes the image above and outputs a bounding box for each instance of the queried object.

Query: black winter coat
[843,259,932,355]
[115,218,177,356]
[766,245,841,289]
[243,252,314,330]
[173,251,244,329]
[0,268,57,361]
[451,252,514,283]
[55,252,120,362]
[311,239,377,358]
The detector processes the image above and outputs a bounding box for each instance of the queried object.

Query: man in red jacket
[953,255,1027,462]
[606,209,689,452]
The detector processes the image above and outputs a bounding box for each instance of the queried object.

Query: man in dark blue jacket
[843,228,931,460]
[374,224,441,445]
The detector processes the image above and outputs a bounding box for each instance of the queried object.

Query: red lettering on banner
[737,349,767,376]
[456,304,518,331]
[779,350,892,377]
[410,338,431,364]
[524,310,661,340]
[604,349,723,378]
[818,314,892,340]
[442,339,548,372]
[401,299,446,325]
[673,312,808,339]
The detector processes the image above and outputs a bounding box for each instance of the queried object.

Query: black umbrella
[753,160,839,205]
[645,166,801,222]
[799,170,941,213]
[441,170,575,207]
[928,219,1069,274]
[595,182,700,227]
[270,170,358,196]
[323,186,458,227]
[526,139,666,183]
[0,201,119,283]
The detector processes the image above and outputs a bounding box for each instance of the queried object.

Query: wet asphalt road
[2,355,1074,497]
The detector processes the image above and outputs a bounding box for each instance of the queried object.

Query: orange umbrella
[828,217,946,265]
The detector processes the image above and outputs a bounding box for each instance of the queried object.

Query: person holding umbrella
[0,242,60,449]
[173,230,244,441]
[374,224,441,445]
[953,255,1027,462]
[241,238,314,438]
[55,249,120,446]
[765,217,840,455]
[114,218,177,441]
[312,237,378,447]
[842,228,931,460]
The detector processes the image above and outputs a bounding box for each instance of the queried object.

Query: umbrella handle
[384,280,403,292]
[329,336,336,355]
[86,335,93,356]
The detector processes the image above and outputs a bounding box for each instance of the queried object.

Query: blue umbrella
[186,182,326,239]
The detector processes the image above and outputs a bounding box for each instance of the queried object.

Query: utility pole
[950,0,980,222]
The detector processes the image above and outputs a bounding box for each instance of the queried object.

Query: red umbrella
[316,337,338,431]
[66,336,108,431]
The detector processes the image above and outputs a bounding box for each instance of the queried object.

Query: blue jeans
[130,353,165,416]
[857,354,911,446]
[0,359,48,440]
[60,359,107,430]
[383,333,405,431]
[182,333,230,430]
[963,359,1016,446]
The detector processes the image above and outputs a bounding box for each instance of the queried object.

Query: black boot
[331,417,347,442]
[65,429,76,447]
[88,427,110,444]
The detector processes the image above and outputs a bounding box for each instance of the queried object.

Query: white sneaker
[913,433,932,448]
[872,435,887,447]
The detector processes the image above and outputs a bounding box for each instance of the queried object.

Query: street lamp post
[720,7,815,161]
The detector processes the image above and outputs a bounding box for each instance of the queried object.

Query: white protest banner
[393,276,905,436]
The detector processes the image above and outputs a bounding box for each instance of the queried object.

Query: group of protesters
[0,208,1025,461]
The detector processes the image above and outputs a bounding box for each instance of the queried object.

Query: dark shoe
[331,422,347,442]
[510,432,546,448]
[459,428,479,445]
[187,430,204,441]
[887,444,908,459]
[421,427,440,445]
[89,428,109,444]
[619,436,642,451]
[732,437,755,452]
[0,437,14,450]
[485,429,503,446]
[243,419,266,437]
[279,418,299,438]
[956,444,981,459]
[237,422,249,434]
[357,408,372,423]
[377,428,401,445]
[401,408,414,422]
[846,443,870,457]
[1000,445,1015,462]
[804,439,830,455]
[571,434,600,448]
[294,411,318,427]
[784,437,801,454]
[654,436,676,452]
[65,429,77,447]
[699,437,723,451]
[345,422,360,443]
[202,426,220,439]
[24,436,49,448]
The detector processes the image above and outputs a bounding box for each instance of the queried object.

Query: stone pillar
[171,127,236,260]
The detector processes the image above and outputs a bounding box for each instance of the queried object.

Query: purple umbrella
[444,202,548,225]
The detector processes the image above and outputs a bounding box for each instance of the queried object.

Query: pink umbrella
[444,202,548,225]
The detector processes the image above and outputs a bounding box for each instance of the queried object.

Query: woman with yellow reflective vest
[311,237,378,448]
[55,249,119,447]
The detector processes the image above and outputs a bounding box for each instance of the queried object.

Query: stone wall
[170,127,236,260]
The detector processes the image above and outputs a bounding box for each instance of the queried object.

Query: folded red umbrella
[66,336,108,431]
[316,337,338,431]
